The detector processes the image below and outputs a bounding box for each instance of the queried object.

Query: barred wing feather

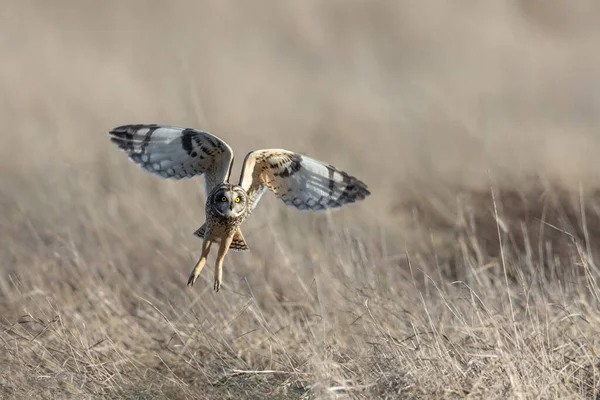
[108,124,234,195]
[238,149,370,212]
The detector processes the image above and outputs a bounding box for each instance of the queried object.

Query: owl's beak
[222,203,235,218]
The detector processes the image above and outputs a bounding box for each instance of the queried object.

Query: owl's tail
[193,224,207,239]
[193,224,250,252]
[230,229,250,252]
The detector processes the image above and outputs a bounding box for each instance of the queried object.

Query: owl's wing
[238,149,370,212]
[108,124,234,194]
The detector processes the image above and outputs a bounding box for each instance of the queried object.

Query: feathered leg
[213,235,233,292]
[187,237,212,286]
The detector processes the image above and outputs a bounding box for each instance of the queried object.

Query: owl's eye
[235,197,241,203]
[221,196,227,202]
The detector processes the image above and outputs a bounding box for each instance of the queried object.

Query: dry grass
[2,1,600,398]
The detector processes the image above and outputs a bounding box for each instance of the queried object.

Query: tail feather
[193,224,206,238]
[230,229,249,252]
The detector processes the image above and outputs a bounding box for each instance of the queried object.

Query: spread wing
[238,149,370,212]
[108,124,234,194]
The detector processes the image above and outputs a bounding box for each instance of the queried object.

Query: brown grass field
[3,1,600,399]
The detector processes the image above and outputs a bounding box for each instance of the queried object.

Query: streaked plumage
[109,124,370,291]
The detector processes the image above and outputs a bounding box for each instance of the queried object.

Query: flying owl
[108,124,370,291]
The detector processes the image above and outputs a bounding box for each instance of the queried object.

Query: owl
[109,124,370,291]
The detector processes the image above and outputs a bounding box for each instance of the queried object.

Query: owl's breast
[206,209,247,238]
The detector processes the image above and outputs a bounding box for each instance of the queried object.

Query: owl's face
[210,184,248,218]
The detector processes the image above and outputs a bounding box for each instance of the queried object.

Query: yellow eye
[235,197,241,203]
[221,196,227,202]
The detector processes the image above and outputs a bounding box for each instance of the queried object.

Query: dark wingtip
[356,179,371,197]
[108,126,136,151]
[109,137,126,147]
[108,124,162,152]
[344,176,371,204]
[108,124,160,136]
[108,124,132,135]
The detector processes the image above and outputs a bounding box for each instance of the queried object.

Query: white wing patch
[238,149,370,212]
[109,124,234,194]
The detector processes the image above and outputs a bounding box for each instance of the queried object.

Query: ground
[2,2,600,399]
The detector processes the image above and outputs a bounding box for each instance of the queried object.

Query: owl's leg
[187,237,212,286]
[213,235,233,292]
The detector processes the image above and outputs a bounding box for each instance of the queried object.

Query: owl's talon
[187,268,200,287]
[187,275,196,286]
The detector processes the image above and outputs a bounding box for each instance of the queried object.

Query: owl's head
[209,184,248,218]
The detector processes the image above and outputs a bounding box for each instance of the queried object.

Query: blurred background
[4,1,600,190]
[2,1,600,398]
[3,0,600,275]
